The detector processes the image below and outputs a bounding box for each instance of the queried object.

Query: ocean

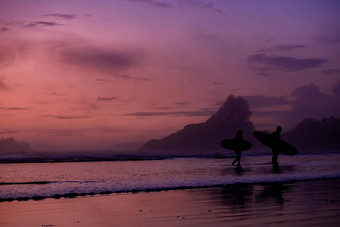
[1,153,340,202]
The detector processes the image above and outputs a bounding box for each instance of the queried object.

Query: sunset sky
[0,0,339,151]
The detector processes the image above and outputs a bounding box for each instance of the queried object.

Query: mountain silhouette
[283,116,340,149]
[139,95,255,152]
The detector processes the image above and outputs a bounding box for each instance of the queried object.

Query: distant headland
[139,95,255,152]
[139,95,340,152]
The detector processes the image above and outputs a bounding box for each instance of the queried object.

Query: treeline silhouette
[0,137,31,153]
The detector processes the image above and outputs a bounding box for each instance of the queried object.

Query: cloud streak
[178,0,224,14]
[96,78,111,82]
[322,69,340,75]
[42,14,78,20]
[0,107,30,111]
[97,96,119,101]
[126,0,174,8]
[125,108,215,117]
[40,115,90,119]
[272,44,307,51]
[257,44,307,53]
[49,92,64,96]
[26,21,63,27]
[40,127,124,137]
[50,133,82,137]
[0,129,19,135]
[119,74,150,82]
[173,102,189,106]
[126,0,224,14]
[0,27,10,33]
[248,54,327,72]
[244,95,292,108]
[0,37,144,78]
[58,45,141,74]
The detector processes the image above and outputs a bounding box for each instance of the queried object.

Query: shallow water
[0,153,340,201]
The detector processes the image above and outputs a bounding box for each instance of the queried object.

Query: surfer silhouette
[270,126,282,166]
[232,130,243,167]
[253,125,297,167]
[220,130,252,167]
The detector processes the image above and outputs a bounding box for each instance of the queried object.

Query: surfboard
[253,131,298,155]
[220,139,252,151]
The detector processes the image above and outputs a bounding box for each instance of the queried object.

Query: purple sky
[0,0,339,151]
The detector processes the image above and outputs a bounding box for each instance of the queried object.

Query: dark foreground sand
[0,179,339,227]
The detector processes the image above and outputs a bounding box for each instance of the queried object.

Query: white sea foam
[0,153,339,201]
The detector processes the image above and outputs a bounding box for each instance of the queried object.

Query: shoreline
[1,151,339,164]
[1,177,339,202]
[1,178,339,226]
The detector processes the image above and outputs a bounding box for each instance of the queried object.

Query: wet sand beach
[0,179,339,227]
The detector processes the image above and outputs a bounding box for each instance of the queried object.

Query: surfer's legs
[233,151,241,167]
[272,151,279,165]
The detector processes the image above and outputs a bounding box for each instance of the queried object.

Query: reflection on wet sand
[219,182,292,210]
[0,180,339,226]
[186,180,339,226]
[220,184,253,213]
[256,182,293,205]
